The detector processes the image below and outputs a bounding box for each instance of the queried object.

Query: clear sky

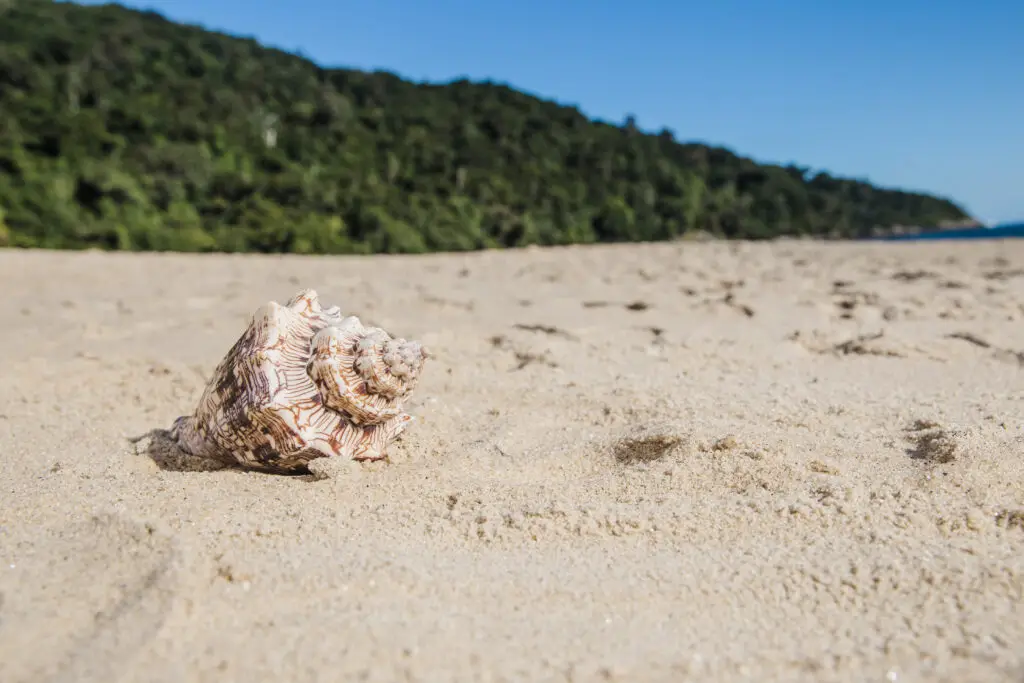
[78,0,1022,225]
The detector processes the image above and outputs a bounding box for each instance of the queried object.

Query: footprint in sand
[0,513,184,683]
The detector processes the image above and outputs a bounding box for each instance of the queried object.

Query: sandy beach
[0,239,1021,682]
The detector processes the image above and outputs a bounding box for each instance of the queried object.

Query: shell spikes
[170,289,430,474]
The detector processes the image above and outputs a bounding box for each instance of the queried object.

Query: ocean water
[877,222,1024,241]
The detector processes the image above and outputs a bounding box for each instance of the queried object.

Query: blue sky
[78,0,1022,224]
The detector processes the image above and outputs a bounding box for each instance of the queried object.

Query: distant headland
[0,0,975,253]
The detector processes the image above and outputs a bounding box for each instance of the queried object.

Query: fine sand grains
[0,240,1022,682]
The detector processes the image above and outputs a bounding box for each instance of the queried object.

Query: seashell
[170,289,430,473]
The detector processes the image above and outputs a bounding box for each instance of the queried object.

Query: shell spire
[308,316,429,426]
[170,290,430,473]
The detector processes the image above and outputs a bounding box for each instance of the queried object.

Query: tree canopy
[0,0,972,253]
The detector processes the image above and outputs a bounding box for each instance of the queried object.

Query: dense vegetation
[0,0,972,253]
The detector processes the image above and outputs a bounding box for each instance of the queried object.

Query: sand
[0,239,1021,683]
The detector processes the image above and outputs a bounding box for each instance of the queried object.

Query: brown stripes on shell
[170,289,429,473]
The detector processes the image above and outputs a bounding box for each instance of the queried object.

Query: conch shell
[171,289,429,473]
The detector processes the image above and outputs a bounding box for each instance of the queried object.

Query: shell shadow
[128,428,234,473]
[128,428,317,478]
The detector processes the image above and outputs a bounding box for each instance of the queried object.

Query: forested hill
[0,1,972,253]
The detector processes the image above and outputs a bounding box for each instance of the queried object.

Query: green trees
[0,0,972,253]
